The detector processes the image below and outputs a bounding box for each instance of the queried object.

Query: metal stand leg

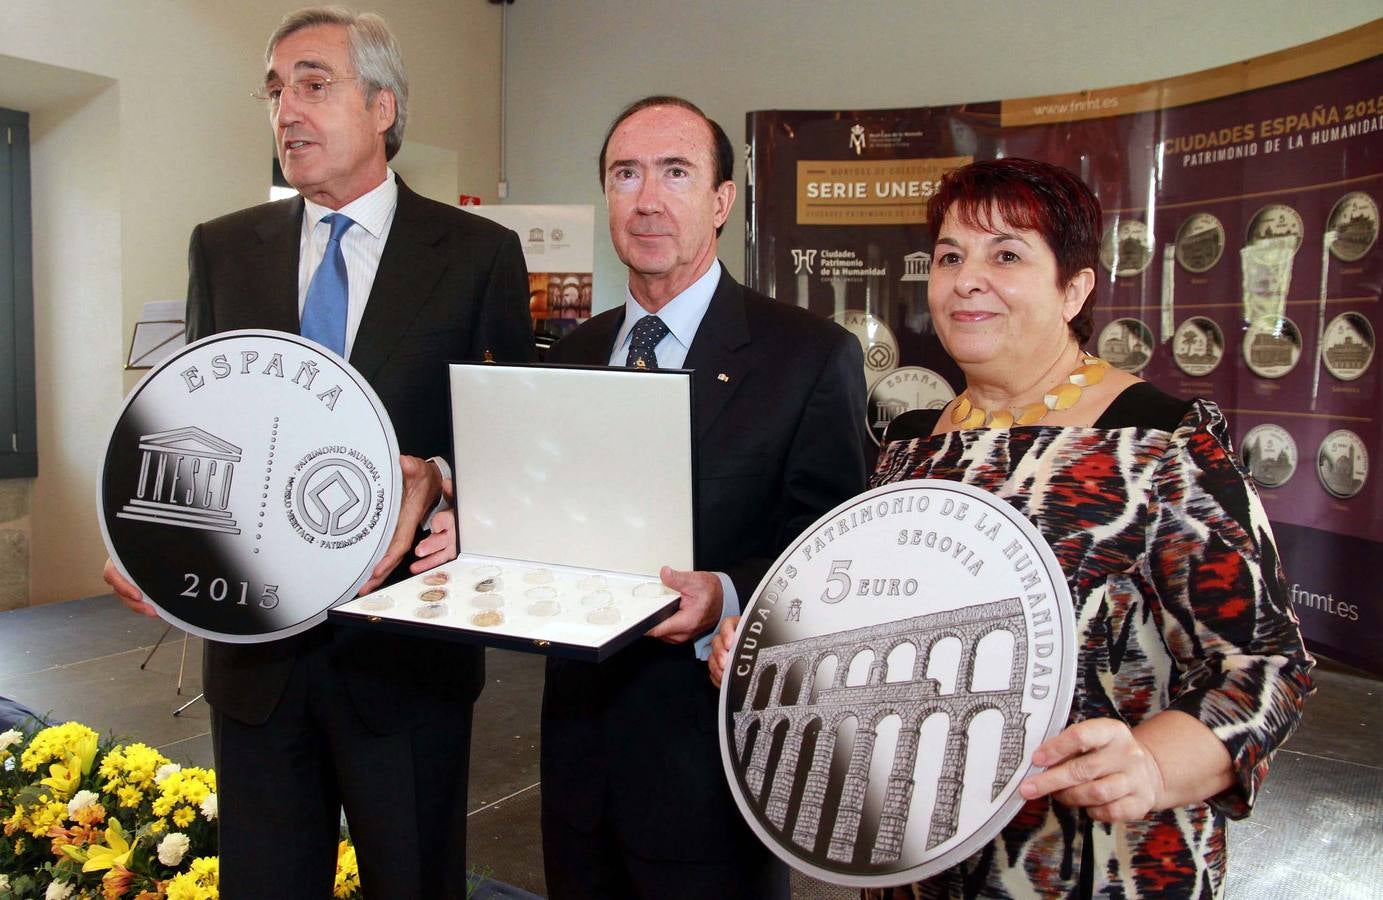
[176,631,189,695]
[172,693,204,717]
[140,624,174,670]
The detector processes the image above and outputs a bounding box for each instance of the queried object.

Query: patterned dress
[864,397,1313,899]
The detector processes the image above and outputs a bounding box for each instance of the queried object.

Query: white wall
[501,1,1382,314]
[0,0,504,604]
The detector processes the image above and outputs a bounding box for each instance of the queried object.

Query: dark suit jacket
[541,267,869,861]
[188,180,533,731]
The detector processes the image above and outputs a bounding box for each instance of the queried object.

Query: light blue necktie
[300,213,354,356]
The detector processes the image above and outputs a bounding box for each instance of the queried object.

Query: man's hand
[410,503,457,574]
[1018,718,1165,823]
[359,454,443,594]
[645,566,723,645]
[102,558,158,619]
[707,615,741,688]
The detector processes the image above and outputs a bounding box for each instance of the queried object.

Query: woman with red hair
[712,158,1313,898]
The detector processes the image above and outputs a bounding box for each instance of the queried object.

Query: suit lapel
[350,182,450,382]
[683,269,751,440]
[251,197,304,335]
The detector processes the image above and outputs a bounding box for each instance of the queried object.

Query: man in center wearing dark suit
[103,7,532,897]
[540,95,870,899]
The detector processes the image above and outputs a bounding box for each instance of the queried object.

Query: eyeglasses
[251,75,357,107]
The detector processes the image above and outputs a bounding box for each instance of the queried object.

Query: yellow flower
[82,819,136,873]
[172,807,195,828]
[101,865,134,900]
[148,818,166,835]
[21,723,98,776]
[42,757,84,799]
[333,840,360,898]
[116,787,144,810]
[164,856,218,900]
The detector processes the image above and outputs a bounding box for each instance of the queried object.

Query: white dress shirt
[299,170,450,522]
[609,261,738,659]
[298,168,399,357]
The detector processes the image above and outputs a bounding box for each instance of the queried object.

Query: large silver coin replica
[99,331,401,643]
[720,480,1075,888]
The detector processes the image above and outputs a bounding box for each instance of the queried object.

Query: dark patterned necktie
[625,315,670,369]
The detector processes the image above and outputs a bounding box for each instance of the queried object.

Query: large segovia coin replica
[99,331,401,643]
[720,480,1075,887]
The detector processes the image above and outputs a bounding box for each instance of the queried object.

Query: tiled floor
[1,596,1379,897]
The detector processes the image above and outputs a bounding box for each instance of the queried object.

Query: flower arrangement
[0,722,361,899]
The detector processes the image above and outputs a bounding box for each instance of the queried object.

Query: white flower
[199,792,218,821]
[46,881,75,900]
[0,873,11,891]
[67,789,99,817]
[154,762,182,784]
[0,728,21,752]
[157,831,191,866]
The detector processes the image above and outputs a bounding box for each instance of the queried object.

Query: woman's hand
[707,615,741,688]
[1018,711,1233,822]
[1019,718,1164,822]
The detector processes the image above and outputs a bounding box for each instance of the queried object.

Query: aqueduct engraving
[733,598,1028,865]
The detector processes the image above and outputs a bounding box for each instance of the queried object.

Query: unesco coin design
[720,480,1075,887]
[1243,316,1302,379]
[1097,318,1154,373]
[1172,316,1226,378]
[1321,312,1375,382]
[832,310,900,381]
[99,331,400,643]
[867,367,957,447]
[1317,429,1368,500]
[1326,192,1377,262]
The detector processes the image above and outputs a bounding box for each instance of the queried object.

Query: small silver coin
[1241,424,1297,488]
[581,590,614,608]
[1327,191,1379,262]
[422,571,450,587]
[414,603,449,620]
[1317,429,1368,499]
[1099,218,1155,276]
[474,577,503,593]
[1243,316,1302,379]
[418,588,447,603]
[586,607,621,626]
[359,594,394,612]
[523,568,555,585]
[527,599,562,618]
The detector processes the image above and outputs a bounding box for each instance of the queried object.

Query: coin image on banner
[1243,316,1302,379]
[867,367,957,446]
[720,480,1075,887]
[1246,203,1304,253]
[832,310,900,382]
[1097,318,1154,373]
[1317,429,1368,500]
[1327,191,1378,262]
[1172,316,1225,377]
[99,331,401,643]
[1099,218,1154,277]
[1322,312,1375,381]
[1174,213,1226,273]
[1241,424,1297,488]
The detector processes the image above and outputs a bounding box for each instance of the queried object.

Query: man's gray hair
[267,6,408,160]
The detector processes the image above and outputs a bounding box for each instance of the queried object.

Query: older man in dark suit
[102,7,531,897]
[539,95,870,900]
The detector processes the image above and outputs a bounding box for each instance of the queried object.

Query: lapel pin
[717,372,730,382]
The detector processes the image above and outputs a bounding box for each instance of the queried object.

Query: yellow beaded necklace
[951,353,1110,428]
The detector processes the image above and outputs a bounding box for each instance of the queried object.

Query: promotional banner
[470,204,595,343]
[745,21,1382,673]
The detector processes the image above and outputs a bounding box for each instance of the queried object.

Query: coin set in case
[337,556,681,659]
[332,362,696,660]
